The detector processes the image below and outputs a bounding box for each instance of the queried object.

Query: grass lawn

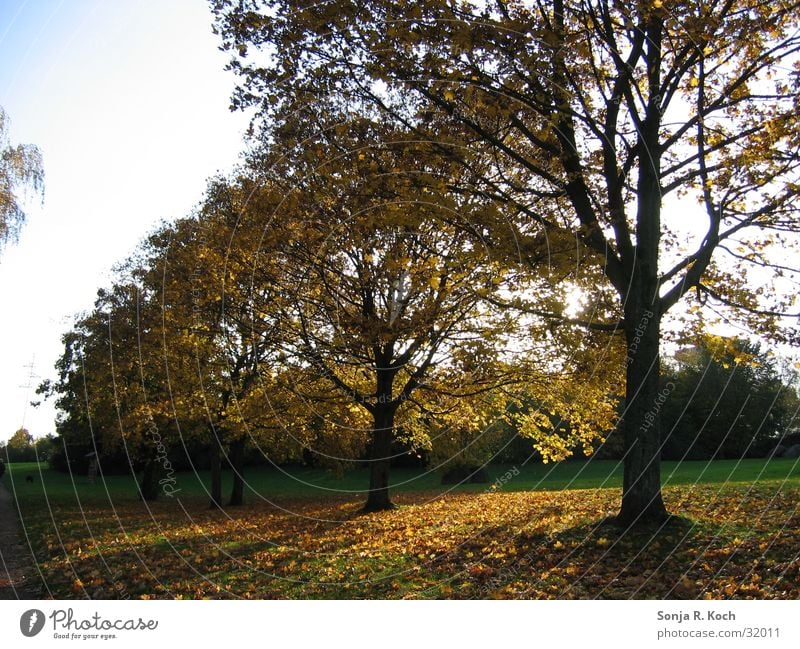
[2,458,798,599]
[4,456,798,502]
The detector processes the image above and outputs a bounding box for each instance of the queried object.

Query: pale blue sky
[0,0,251,440]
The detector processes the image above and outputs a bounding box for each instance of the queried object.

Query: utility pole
[18,355,39,430]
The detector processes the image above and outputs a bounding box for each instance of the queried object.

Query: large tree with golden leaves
[213,0,800,524]
[247,117,620,510]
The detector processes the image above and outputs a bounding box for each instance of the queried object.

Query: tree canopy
[212,0,800,524]
[42,159,621,509]
[660,335,800,460]
[0,106,43,251]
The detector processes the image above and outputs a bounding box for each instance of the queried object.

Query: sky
[0,0,252,441]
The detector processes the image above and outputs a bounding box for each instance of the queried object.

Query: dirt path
[0,481,42,598]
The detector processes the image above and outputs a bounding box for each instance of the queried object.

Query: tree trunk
[617,304,669,525]
[614,10,669,527]
[137,459,160,502]
[209,444,223,509]
[363,406,396,512]
[228,438,245,506]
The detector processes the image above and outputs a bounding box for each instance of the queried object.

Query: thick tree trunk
[363,406,396,512]
[228,438,245,506]
[617,304,669,525]
[137,459,160,502]
[209,444,223,509]
[614,10,669,527]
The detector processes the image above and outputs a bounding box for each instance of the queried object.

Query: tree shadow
[473,514,711,599]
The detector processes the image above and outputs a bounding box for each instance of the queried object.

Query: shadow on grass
[447,514,709,599]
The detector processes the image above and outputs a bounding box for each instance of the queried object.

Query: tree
[37,328,97,472]
[8,427,33,448]
[142,213,246,508]
[5,427,35,462]
[245,118,619,510]
[33,434,58,461]
[213,0,800,524]
[152,179,306,507]
[268,161,518,509]
[660,335,800,460]
[0,106,43,250]
[41,269,184,499]
[41,179,308,507]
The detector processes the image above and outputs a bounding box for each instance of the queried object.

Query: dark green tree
[661,337,800,460]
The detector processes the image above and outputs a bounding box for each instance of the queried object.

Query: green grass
[2,456,798,508]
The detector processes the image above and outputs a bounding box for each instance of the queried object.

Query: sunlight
[563,283,586,319]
